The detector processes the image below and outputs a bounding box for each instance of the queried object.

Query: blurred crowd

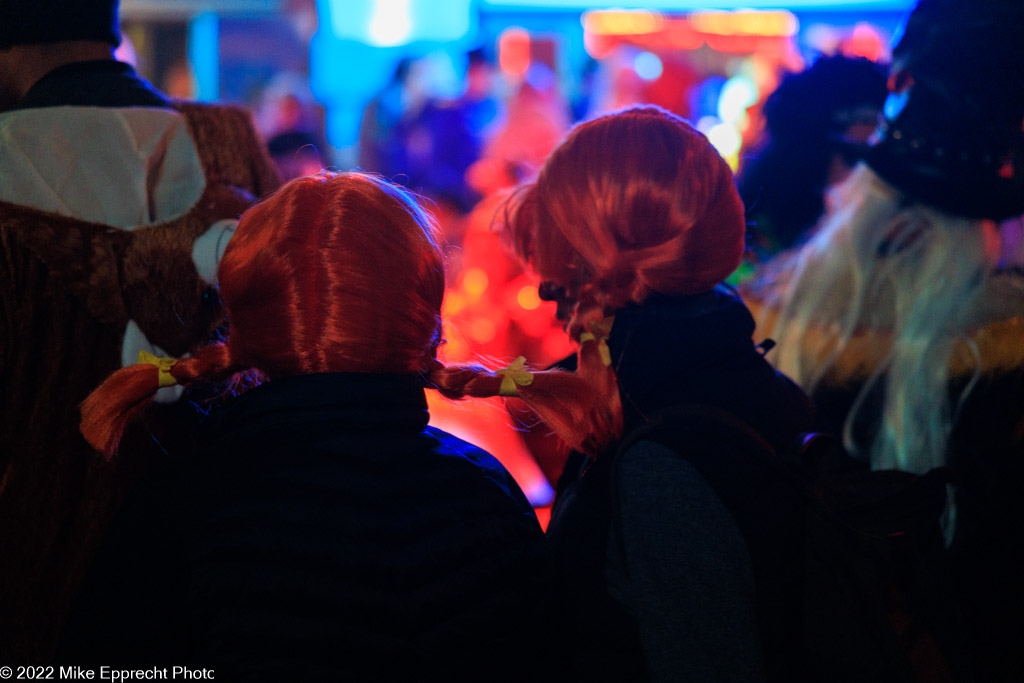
[2,0,1023,679]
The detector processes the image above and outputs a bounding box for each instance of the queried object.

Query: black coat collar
[13,60,170,111]
[605,287,812,448]
[211,372,430,446]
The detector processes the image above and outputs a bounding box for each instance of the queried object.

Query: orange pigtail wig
[80,343,242,458]
[499,105,747,455]
[82,171,611,459]
[425,357,619,456]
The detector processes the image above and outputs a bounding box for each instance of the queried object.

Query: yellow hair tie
[137,349,178,388]
[496,356,534,397]
[579,332,612,367]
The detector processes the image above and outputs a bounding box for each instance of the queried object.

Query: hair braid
[425,356,619,456]
[80,342,245,458]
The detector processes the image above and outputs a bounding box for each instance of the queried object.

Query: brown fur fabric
[0,103,281,663]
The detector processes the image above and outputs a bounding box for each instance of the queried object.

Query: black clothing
[809,309,1024,682]
[12,60,170,111]
[60,373,549,681]
[606,288,812,440]
[1,2,120,50]
[547,287,814,681]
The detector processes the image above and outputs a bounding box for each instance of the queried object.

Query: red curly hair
[81,173,613,458]
[501,106,746,450]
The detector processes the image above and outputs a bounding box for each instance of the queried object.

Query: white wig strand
[770,164,996,474]
[771,165,902,394]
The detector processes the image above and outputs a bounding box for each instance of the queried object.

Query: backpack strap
[606,403,812,596]
[606,404,812,679]
[610,403,813,505]
[615,403,778,460]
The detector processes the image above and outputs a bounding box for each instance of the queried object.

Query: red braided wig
[82,172,609,458]
[218,173,445,377]
[500,106,747,452]
[505,105,745,312]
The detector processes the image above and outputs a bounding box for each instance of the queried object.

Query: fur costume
[0,101,281,662]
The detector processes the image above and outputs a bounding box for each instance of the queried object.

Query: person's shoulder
[615,439,745,548]
[617,437,723,493]
[616,438,713,498]
[620,437,682,468]
[426,426,512,479]
[425,426,536,511]
[171,100,256,131]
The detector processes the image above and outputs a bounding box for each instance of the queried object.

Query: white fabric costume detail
[0,107,205,228]
[191,219,238,286]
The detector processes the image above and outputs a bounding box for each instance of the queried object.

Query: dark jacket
[60,373,550,681]
[547,287,814,681]
[806,283,1024,682]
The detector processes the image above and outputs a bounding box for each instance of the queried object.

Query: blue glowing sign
[322,0,473,46]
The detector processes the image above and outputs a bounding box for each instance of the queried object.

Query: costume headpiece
[0,0,121,49]
[763,55,887,150]
[864,0,1024,220]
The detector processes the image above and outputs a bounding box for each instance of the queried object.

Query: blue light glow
[324,0,473,45]
[633,51,664,81]
[368,0,413,47]
[717,76,758,123]
[188,13,219,102]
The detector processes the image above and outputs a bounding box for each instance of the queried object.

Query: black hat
[762,55,887,149]
[865,0,1024,221]
[0,0,121,49]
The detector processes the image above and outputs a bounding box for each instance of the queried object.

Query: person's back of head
[0,0,121,49]
[218,173,445,379]
[505,105,745,337]
[0,0,122,109]
[759,55,887,149]
[738,55,888,252]
[502,105,746,451]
